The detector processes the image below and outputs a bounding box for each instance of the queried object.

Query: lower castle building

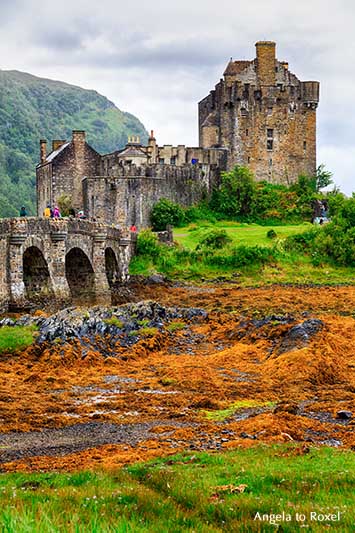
[36,131,226,227]
[36,41,319,227]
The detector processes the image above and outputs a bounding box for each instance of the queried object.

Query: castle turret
[301,81,320,107]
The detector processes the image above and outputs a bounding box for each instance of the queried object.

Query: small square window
[267,139,273,151]
[267,128,274,138]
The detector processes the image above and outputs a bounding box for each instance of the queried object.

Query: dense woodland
[0,69,148,216]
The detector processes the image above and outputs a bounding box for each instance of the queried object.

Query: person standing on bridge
[43,204,52,217]
[53,206,61,218]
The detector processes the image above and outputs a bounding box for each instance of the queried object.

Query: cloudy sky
[0,0,354,192]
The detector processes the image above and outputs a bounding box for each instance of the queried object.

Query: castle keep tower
[198,41,319,184]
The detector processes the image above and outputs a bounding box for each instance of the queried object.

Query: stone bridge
[0,218,136,310]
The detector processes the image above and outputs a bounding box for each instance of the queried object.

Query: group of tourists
[20,205,139,231]
[43,204,61,218]
[42,205,87,219]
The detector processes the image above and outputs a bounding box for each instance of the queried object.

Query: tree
[210,166,256,218]
[150,198,185,231]
[57,194,73,217]
[315,164,333,192]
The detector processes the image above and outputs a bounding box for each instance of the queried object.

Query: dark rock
[146,274,167,285]
[0,318,15,327]
[320,438,343,448]
[277,318,324,354]
[336,410,352,420]
[8,300,208,353]
[240,432,257,440]
[253,315,295,328]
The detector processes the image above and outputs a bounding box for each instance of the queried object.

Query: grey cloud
[37,34,231,72]
[33,28,84,51]
[0,0,353,191]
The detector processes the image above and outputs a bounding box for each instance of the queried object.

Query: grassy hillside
[0,69,148,216]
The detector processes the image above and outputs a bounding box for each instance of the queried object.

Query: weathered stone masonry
[199,41,319,184]
[37,131,226,228]
[0,218,134,310]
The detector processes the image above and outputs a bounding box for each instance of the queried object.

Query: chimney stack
[72,130,86,147]
[147,130,158,163]
[255,41,276,86]
[40,139,47,164]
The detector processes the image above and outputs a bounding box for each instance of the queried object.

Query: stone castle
[0,41,320,310]
[36,41,319,228]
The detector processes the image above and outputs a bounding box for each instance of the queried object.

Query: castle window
[269,159,273,167]
[267,128,274,151]
[303,141,307,150]
[159,158,164,165]
[246,129,249,137]
[247,156,251,164]
[170,157,176,165]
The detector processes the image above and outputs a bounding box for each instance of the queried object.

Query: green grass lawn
[0,445,354,532]
[130,221,355,285]
[174,221,312,250]
[0,325,37,354]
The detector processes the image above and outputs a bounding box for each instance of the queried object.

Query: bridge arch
[23,246,53,300]
[65,247,95,301]
[105,247,119,287]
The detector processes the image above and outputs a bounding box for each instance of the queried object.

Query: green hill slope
[0,69,148,216]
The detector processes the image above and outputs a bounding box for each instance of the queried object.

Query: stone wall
[83,162,221,227]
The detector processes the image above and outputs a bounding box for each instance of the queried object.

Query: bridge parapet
[0,217,126,238]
